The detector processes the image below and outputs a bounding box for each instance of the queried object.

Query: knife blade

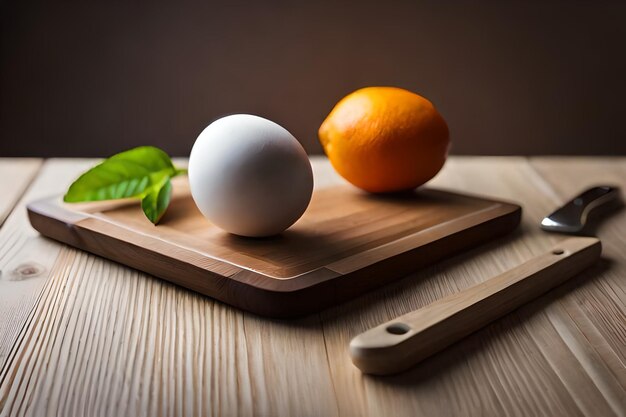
[540,185,620,234]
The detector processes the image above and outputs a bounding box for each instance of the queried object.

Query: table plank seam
[0,159,43,229]
[319,313,341,417]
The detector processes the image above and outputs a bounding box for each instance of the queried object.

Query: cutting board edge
[27,195,521,318]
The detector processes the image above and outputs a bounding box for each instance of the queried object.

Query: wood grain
[320,157,625,417]
[0,158,341,417]
[0,160,94,372]
[0,159,41,226]
[26,180,520,317]
[530,156,626,412]
[0,156,624,417]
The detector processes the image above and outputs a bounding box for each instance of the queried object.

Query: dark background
[1,0,625,157]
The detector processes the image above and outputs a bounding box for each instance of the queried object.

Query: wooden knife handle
[349,237,602,375]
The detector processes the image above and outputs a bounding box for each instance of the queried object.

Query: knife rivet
[552,249,564,255]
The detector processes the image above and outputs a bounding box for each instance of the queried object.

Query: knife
[349,237,601,375]
[541,186,620,234]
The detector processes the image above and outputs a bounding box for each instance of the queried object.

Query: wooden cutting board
[27,179,521,317]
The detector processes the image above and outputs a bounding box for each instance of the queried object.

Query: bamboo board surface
[0,156,624,417]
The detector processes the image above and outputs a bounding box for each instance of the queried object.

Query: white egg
[188,114,314,237]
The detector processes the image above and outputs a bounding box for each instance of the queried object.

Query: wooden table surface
[0,156,624,417]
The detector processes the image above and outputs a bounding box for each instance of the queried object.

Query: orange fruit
[318,86,450,193]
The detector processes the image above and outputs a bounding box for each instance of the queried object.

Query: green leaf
[141,177,172,225]
[63,146,178,202]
